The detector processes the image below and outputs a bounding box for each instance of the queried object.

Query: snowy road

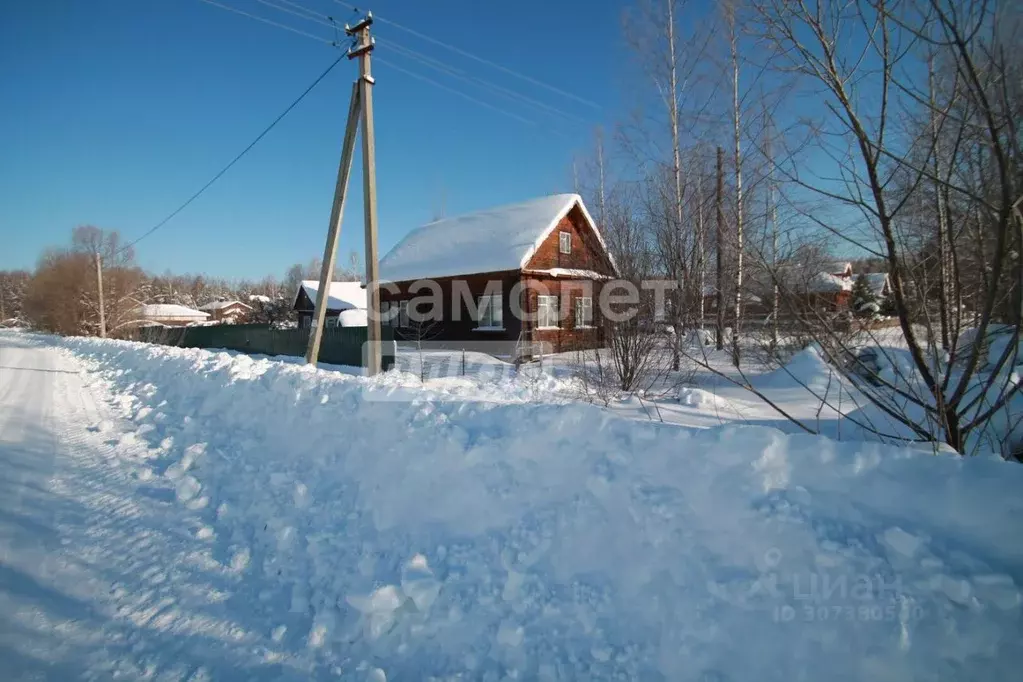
[0,335,295,681]
[2,331,1022,681]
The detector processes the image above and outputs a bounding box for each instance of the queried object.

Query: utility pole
[304,80,362,364]
[350,14,382,376]
[305,12,382,375]
[95,252,107,338]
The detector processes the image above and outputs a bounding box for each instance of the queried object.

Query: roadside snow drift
[60,337,1023,681]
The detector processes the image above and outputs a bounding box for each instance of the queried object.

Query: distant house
[825,261,854,279]
[136,304,210,327]
[292,280,367,328]
[707,262,855,321]
[862,272,892,299]
[376,193,618,356]
[198,300,252,323]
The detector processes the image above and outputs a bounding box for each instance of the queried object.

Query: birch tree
[749,0,1023,455]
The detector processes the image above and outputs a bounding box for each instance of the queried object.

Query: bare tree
[724,0,746,368]
[747,0,1023,455]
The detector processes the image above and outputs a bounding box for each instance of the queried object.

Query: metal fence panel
[138,324,394,370]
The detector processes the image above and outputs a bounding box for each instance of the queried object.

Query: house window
[537,295,560,329]
[397,300,410,328]
[381,301,395,327]
[559,231,572,254]
[476,293,503,329]
[575,296,593,328]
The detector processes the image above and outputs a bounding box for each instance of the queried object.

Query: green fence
[138,323,395,370]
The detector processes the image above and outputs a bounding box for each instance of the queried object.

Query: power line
[253,0,334,28]
[197,0,578,134]
[262,0,593,123]
[117,53,346,255]
[198,0,334,44]
[332,0,601,110]
[266,0,335,23]
[372,56,538,127]
[380,39,590,126]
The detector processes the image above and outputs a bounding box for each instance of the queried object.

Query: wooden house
[376,194,618,357]
[198,300,252,323]
[292,280,367,329]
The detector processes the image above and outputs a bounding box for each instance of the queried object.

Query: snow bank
[755,344,848,395]
[60,337,1023,680]
[676,386,732,409]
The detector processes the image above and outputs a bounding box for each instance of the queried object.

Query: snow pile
[59,337,1023,680]
[676,386,732,409]
[337,308,369,327]
[756,344,847,395]
[685,328,715,348]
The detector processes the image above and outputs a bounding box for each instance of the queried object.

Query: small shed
[136,304,210,327]
[198,300,252,323]
[292,280,367,328]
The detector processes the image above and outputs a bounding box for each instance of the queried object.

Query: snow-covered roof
[862,272,890,296]
[378,194,615,283]
[137,304,209,320]
[198,300,252,312]
[296,280,366,311]
[825,261,853,276]
[808,272,854,293]
[522,268,614,280]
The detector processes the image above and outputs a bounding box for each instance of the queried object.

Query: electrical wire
[116,53,346,255]
[238,0,594,126]
[372,55,538,126]
[265,0,336,23]
[252,0,334,28]
[332,0,601,110]
[380,39,590,126]
[198,0,334,44]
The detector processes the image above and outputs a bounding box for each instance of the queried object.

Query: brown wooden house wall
[377,202,617,358]
[378,271,524,356]
[521,277,605,354]
[523,205,615,274]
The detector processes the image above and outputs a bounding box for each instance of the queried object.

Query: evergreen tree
[850,273,878,318]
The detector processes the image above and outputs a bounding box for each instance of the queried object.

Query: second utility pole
[350,15,382,376]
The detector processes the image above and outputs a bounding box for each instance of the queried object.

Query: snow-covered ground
[2,329,1022,681]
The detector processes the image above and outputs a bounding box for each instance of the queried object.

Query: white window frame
[475,293,503,330]
[574,296,593,328]
[559,231,572,254]
[537,295,560,329]
[397,300,409,328]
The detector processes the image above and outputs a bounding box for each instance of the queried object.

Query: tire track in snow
[1,333,322,681]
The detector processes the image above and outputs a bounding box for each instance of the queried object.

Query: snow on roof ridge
[378,193,617,283]
[138,304,210,318]
[198,300,251,311]
[297,280,367,311]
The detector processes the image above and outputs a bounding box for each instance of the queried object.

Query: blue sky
[1,0,636,280]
